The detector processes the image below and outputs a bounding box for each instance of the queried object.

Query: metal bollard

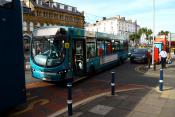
[111,72,116,95]
[153,63,156,71]
[159,68,163,91]
[67,81,73,116]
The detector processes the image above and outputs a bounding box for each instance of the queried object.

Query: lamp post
[151,0,155,66]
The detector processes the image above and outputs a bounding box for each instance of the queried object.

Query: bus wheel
[89,66,95,76]
[119,58,123,65]
[120,58,124,64]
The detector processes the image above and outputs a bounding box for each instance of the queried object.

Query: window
[87,42,96,59]
[36,22,40,28]
[112,41,120,53]
[105,40,112,55]
[29,22,34,31]
[60,4,64,9]
[0,0,13,8]
[97,40,104,56]
[23,21,27,31]
[32,36,66,67]
[43,23,47,27]
[60,15,65,20]
[68,6,72,11]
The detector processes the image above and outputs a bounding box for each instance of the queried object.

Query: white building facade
[85,15,140,40]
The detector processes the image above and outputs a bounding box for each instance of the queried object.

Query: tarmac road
[6,60,160,117]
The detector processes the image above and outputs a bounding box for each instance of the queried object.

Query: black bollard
[111,72,116,95]
[67,81,73,116]
[153,63,156,71]
[159,68,163,91]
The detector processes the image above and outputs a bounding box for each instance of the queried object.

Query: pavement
[57,54,175,117]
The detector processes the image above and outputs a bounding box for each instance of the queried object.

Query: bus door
[73,39,86,76]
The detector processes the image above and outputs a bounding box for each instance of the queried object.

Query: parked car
[130,48,150,63]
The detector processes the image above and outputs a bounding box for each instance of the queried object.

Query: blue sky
[55,0,175,34]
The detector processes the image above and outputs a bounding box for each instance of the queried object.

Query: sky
[55,0,175,34]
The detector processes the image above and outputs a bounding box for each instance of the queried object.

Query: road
[9,60,159,117]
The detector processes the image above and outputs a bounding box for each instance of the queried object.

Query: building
[85,15,139,40]
[22,0,84,36]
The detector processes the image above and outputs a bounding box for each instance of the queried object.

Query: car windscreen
[133,49,147,54]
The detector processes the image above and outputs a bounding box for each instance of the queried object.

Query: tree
[138,27,153,44]
[158,30,169,36]
[138,28,153,40]
[129,33,140,46]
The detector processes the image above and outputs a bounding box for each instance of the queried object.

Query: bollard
[159,68,163,91]
[67,81,73,116]
[153,63,156,71]
[111,72,116,95]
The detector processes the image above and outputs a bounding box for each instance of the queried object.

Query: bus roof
[32,26,68,37]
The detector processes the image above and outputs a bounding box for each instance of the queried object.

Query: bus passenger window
[98,48,103,57]
[112,41,120,53]
[97,40,104,57]
[87,42,96,59]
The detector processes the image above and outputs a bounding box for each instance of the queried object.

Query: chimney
[103,17,106,20]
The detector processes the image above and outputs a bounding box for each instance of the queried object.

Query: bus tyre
[119,58,123,65]
[89,66,95,76]
[120,58,124,64]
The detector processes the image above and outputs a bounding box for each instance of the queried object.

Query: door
[73,39,86,76]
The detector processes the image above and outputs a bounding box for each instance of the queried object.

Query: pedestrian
[159,48,167,69]
[166,47,171,64]
[147,49,151,68]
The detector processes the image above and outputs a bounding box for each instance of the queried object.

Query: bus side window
[98,48,103,56]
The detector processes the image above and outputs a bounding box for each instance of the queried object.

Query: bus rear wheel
[89,66,95,76]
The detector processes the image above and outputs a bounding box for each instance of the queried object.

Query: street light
[151,0,155,66]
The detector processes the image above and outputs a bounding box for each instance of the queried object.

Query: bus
[0,0,26,112]
[154,35,169,52]
[30,26,128,82]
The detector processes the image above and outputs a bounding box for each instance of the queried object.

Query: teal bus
[30,26,128,82]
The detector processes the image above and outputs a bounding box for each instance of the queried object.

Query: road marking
[73,76,86,83]
[27,96,38,101]
[10,99,49,116]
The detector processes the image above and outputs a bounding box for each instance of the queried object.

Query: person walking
[166,47,171,64]
[147,49,152,68]
[159,48,167,69]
